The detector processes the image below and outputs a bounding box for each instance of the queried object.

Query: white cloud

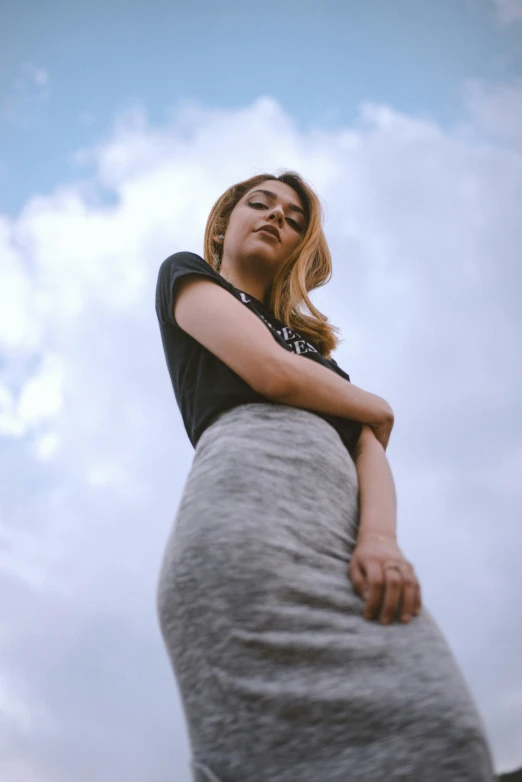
[1,83,521,778]
[463,76,522,147]
[491,0,522,23]
[0,62,52,127]
[22,62,49,89]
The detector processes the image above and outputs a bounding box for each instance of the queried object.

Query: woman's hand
[348,536,422,624]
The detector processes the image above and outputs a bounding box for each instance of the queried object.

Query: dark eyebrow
[247,189,306,219]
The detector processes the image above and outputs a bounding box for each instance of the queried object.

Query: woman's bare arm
[348,424,422,624]
[175,276,393,430]
[354,425,397,543]
[269,350,393,428]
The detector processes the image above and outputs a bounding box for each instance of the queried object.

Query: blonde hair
[203,170,344,359]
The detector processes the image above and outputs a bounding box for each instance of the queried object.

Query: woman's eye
[248,201,303,232]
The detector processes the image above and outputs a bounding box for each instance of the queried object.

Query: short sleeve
[155,251,230,329]
[328,356,351,383]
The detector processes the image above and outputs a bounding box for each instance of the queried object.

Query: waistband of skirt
[199,402,347,454]
[206,402,324,429]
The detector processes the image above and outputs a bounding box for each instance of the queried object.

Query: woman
[155,171,495,781]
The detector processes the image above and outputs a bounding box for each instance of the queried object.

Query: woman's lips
[256,227,279,241]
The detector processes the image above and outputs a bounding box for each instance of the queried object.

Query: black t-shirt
[155,251,362,458]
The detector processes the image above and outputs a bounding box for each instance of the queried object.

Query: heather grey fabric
[157,403,495,781]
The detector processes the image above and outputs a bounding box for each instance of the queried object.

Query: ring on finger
[383,563,403,574]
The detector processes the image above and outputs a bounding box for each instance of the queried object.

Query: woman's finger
[379,566,403,624]
[363,560,385,620]
[348,557,366,598]
[398,571,417,622]
[414,582,423,616]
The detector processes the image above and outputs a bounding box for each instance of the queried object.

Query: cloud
[1,83,521,779]
[490,0,522,24]
[0,62,52,127]
[463,76,522,147]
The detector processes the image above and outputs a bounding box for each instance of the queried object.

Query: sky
[0,0,521,779]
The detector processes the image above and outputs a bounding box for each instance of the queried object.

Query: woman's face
[220,180,307,273]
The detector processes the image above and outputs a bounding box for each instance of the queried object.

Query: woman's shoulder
[158,250,228,285]
[161,250,209,270]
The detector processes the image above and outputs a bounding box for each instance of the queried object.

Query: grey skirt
[156,403,494,781]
